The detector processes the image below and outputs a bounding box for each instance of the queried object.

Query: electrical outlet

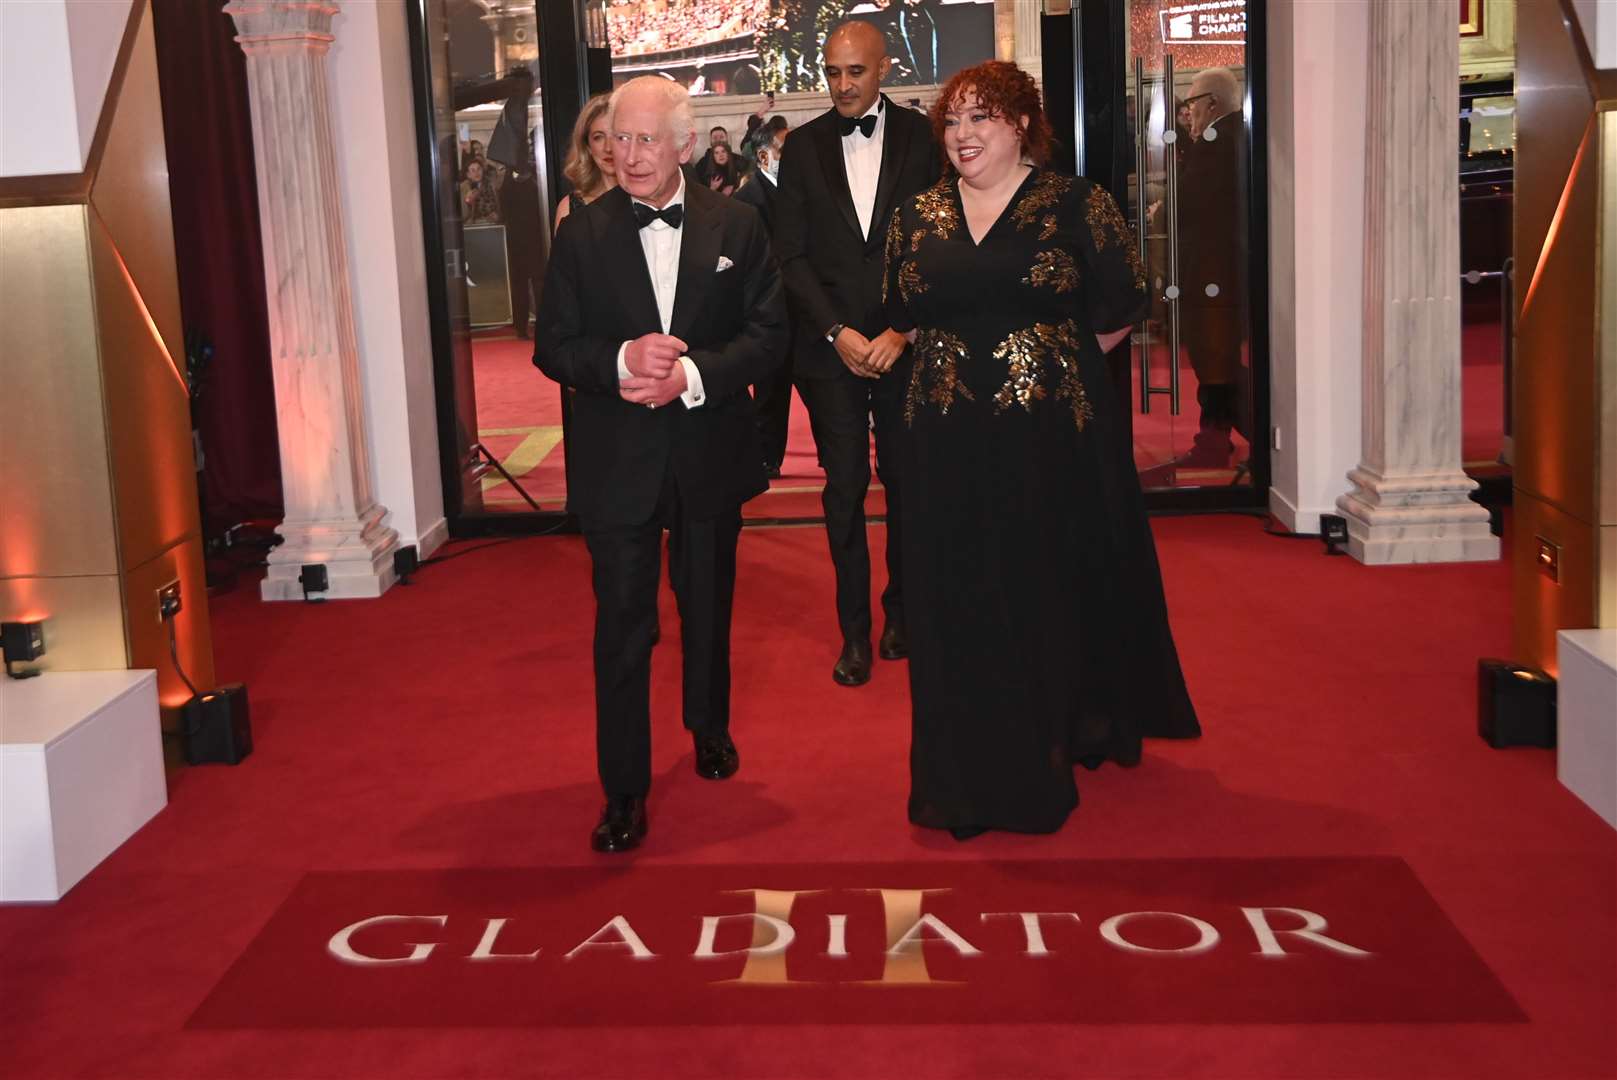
[158,581,182,621]
[1271,426,1282,451]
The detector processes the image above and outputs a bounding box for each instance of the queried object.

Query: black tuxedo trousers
[584,465,740,796]
[775,99,940,642]
[796,361,910,640]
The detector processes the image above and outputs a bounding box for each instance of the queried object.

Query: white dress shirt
[615,172,706,408]
[841,98,886,240]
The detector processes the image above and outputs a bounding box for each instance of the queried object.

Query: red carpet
[2,517,1613,1078]
[191,858,1520,1028]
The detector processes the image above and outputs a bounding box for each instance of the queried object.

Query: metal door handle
[1134,56,1152,415]
[1164,52,1181,416]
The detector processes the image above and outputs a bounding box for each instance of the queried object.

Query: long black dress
[883,167,1201,835]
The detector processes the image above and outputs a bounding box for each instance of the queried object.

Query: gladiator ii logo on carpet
[188,858,1523,1027]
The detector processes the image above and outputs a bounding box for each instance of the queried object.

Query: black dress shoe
[590,795,647,853]
[878,621,907,660]
[949,826,987,841]
[833,639,872,687]
[694,733,739,779]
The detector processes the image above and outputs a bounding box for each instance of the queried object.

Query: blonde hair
[562,92,614,198]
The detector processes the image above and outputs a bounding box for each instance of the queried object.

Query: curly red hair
[930,61,1053,172]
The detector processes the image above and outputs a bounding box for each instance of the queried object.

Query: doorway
[405,0,600,535]
[1045,0,1269,511]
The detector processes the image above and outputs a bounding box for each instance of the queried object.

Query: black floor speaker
[184,683,253,765]
[1477,659,1556,749]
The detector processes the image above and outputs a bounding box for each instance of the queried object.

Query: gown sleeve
[1075,181,1148,334]
[882,202,917,335]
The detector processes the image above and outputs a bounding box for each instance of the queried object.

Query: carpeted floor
[1,517,1611,1078]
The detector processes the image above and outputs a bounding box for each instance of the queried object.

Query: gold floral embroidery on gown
[1023,249,1078,293]
[1011,171,1074,232]
[888,172,1130,433]
[914,179,961,240]
[906,329,975,423]
[990,320,1095,430]
[1085,185,1146,288]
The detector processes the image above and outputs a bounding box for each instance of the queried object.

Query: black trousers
[753,343,795,469]
[796,362,907,642]
[508,237,540,331]
[581,472,742,797]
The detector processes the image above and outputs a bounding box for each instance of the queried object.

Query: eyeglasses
[1182,93,1215,108]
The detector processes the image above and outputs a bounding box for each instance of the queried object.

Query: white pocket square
[716,256,734,272]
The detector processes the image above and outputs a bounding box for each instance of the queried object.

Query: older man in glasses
[1176,66,1251,473]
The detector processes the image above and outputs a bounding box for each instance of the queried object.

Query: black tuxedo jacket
[774,96,940,379]
[732,173,777,235]
[534,183,786,526]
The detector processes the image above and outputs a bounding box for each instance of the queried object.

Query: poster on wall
[606,0,995,95]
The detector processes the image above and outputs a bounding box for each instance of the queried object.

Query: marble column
[227,1,398,599]
[1335,1,1499,565]
[1013,0,1044,90]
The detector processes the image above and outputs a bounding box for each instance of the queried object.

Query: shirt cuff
[616,342,632,383]
[678,356,705,408]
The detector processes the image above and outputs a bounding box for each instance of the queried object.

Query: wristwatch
[825,322,845,344]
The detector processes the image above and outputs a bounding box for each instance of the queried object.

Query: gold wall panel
[0,0,213,703]
[0,574,127,674]
[1513,138,1599,520]
[87,209,201,571]
[87,2,183,366]
[124,539,215,711]
[1513,492,1598,675]
[1512,0,1615,664]
[0,204,119,581]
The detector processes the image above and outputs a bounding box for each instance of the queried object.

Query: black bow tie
[632,202,684,229]
[838,112,878,139]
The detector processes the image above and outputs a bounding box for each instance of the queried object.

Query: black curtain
[152,0,282,531]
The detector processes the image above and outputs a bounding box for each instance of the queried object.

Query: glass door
[1123,0,1257,493]
[407,0,594,534]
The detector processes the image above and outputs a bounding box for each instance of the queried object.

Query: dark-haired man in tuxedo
[774,19,939,687]
[734,117,793,476]
[535,75,786,853]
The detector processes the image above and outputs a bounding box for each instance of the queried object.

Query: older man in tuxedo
[775,20,939,687]
[535,75,786,853]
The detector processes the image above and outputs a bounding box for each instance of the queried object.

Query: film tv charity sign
[1161,0,1246,46]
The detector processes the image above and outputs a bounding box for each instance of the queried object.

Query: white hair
[608,75,696,147]
[1188,67,1240,113]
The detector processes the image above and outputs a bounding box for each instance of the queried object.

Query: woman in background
[552,92,617,233]
[884,61,1200,840]
[460,158,500,224]
[696,139,739,195]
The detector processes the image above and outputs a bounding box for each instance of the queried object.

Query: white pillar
[1266,0,1366,536]
[1336,1,1498,565]
[227,0,398,599]
[1013,0,1043,89]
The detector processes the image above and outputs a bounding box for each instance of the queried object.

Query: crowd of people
[606,0,766,57]
[534,20,1232,854]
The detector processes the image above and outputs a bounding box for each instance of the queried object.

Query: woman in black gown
[883,61,1200,839]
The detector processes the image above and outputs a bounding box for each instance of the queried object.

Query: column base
[1336,467,1501,565]
[261,505,400,601]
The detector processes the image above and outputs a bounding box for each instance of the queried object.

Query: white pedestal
[1557,630,1617,830]
[1,670,167,902]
